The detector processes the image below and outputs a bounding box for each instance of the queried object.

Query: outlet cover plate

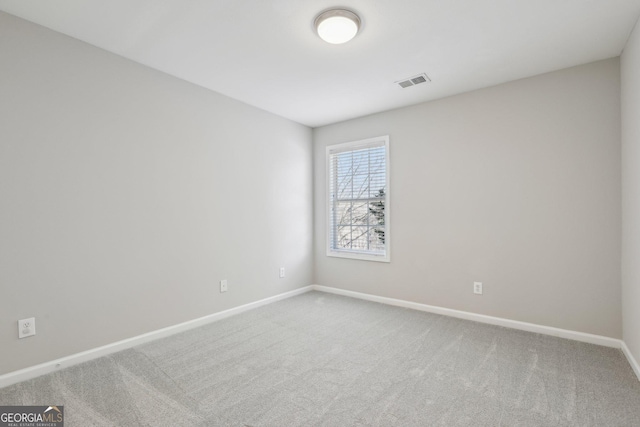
[18,317,36,338]
[473,282,483,295]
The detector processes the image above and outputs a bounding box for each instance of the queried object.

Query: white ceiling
[1,0,639,127]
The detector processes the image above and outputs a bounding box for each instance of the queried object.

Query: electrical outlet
[473,282,483,295]
[279,267,285,278]
[220,279,228,293]
[18,317,36,338]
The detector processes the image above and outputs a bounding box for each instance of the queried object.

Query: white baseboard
[0,285,313,389]
[3,284,638,388]
[310,285,622,349]
[313,284,638,382]
[622,341,640,381]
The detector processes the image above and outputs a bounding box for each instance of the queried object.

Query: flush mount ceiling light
[314,9,361,44]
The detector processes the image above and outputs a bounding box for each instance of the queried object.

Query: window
[326,135,390,262]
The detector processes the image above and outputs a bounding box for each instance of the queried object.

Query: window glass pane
[336,225,352,249]
[336,173,353,199]
[352,174,370,199]
[370,227,386,250]
[350,226,370,250]
[368,200,385,226]
[369,178,386,198]
[351,201,369,225]
[335,201,352,225]
[351,149,370,175]
[327,136,388,261]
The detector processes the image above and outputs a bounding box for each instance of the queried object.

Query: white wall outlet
[18,317,36,338]
[220,279,228,293]
[473,282,483,295]
[279,267,285,278]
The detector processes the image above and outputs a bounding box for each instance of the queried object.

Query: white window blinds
[327,136,389,262]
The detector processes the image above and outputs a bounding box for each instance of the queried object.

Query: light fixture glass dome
[315,9,361,44]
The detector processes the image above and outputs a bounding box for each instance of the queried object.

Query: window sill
[326,249,390,263]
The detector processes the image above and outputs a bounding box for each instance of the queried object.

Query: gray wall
[0,13,313,375]
[314,59,622,338]
[622,17,640,367]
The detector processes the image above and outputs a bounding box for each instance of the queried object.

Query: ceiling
[1,0,639,128]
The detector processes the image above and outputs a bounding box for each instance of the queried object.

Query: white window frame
[326,135,390,262]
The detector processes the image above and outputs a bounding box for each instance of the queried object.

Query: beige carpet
[1,291,639,426]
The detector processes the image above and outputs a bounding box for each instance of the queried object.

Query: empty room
[1,1,640,426]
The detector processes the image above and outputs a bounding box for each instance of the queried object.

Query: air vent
[396,73,431,89]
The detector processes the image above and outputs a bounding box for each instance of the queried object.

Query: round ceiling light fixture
[314,9,361,44]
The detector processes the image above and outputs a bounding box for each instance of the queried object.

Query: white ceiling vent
[396,73,431,89]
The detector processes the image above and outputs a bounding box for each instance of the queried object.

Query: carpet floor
[1,291,639,426]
